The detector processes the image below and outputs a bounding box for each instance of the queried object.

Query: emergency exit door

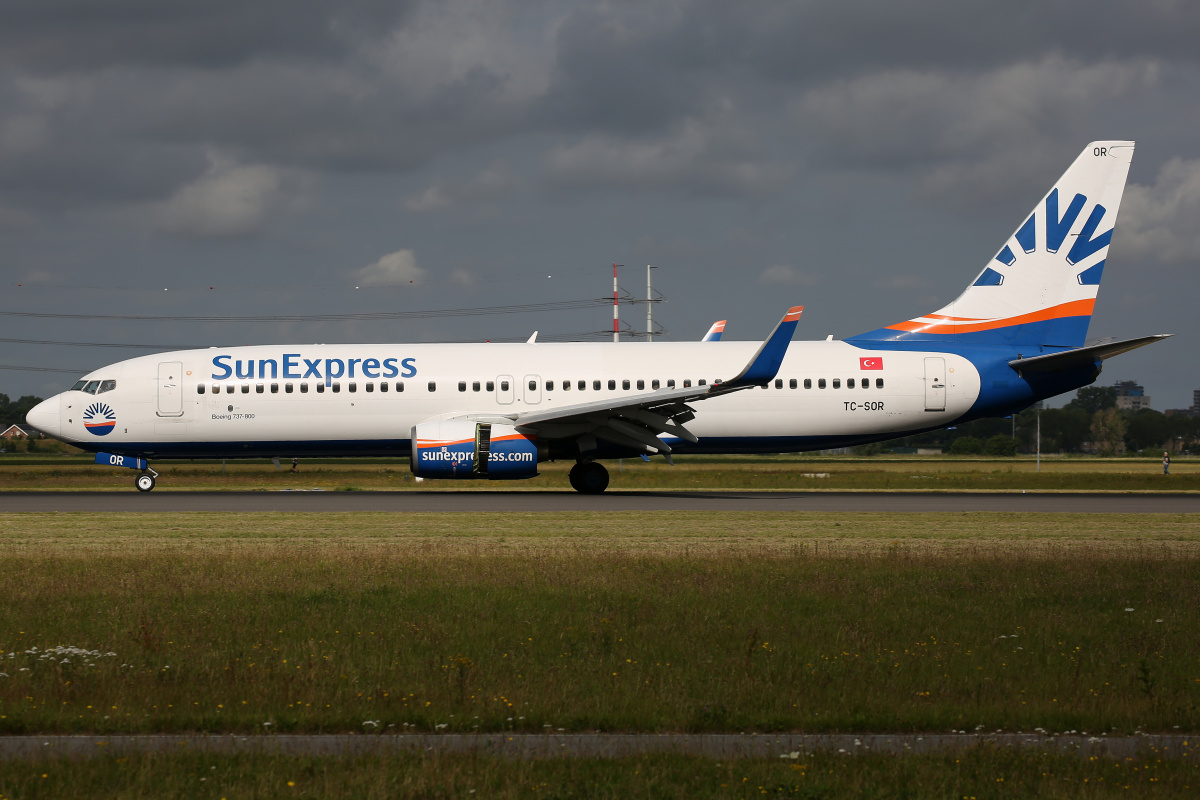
[157,361,184,417]
[924,357,946,412]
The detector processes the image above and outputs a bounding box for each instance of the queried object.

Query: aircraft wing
[499,306,802,461]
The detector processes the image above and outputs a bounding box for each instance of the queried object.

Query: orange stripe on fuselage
[886,299,1095,334]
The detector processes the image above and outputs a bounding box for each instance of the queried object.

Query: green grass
[3,750,1199,799]
[2,512,1200,736]
[1,455,1197,492]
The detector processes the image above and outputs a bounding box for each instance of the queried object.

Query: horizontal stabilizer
[1009,334,1171,373]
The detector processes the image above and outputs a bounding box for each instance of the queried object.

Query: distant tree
[1124,409,1169,453]
[0,393,45,428]
[950,436,983,455]
[1091,408,1128,456]
[1067,386,1117,415]
[984,435,1018,457]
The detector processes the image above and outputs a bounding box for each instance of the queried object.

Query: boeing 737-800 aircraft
[25,141,1169,493]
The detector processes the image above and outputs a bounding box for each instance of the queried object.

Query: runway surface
[0,733,1192,760]
[4,490,1200,513]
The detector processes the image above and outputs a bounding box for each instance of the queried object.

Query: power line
[0,364,87,374]
[0,298,613,323]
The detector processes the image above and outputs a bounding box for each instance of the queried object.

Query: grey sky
[2,0,1198,408]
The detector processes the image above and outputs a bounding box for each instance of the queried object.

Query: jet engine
[410,419,542,480]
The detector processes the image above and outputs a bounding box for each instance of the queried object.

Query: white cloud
[758,265,821,286]
[156,152,285,237]
[403,161,523,213]
[357,249,426,285]
[1118,157,1200,263]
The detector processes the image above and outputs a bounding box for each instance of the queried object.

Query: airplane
[25,140,1170,493]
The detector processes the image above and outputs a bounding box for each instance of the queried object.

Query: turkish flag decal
[859,357,884,370]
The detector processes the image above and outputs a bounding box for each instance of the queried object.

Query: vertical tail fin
[850,141,1135,348]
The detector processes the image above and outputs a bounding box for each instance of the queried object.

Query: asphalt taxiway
[5,490,1200,513]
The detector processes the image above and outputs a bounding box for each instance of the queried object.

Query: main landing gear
[135,468,158,492]
[568,461,609,494]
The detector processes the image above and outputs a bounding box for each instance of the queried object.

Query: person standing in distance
[1163,451,1171,475]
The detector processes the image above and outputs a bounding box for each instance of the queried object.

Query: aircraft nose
[25,395,61,438]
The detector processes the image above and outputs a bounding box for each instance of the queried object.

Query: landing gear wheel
[135,473,156,492]
[568,461,609,494]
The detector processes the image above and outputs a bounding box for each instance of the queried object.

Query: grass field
[3,512,1199,736]
[2,749,1197,799]
[4,510,1200,797]
[1,454,1197,492]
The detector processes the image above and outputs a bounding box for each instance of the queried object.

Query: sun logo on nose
[83,402,117,436]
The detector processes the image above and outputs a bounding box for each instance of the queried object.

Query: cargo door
[157,361,184,417]
[924,357,946,412]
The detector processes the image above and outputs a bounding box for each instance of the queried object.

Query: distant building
[1113,380,1151,411]
[1,424,29,439]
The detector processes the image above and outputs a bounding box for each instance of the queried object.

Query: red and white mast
[612,263,620,343]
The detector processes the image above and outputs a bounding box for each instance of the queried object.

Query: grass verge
[2,751,1198,799]
[2,512,1199,736]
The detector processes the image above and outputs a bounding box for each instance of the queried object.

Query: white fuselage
[33,340,980,458]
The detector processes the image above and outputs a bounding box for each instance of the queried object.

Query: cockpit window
[97,380,116,394]
[72,380,88,391]
[82,380,101,394]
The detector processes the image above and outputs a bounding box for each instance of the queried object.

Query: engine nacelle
[410,420,541,480]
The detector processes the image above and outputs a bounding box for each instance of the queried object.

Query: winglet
[721,306,802,387]
[701,320,727,342]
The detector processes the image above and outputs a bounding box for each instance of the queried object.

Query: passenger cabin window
[593,380,601,390]
[683,379,691,388]
[396,382,405,392]
[545,381,553,391]
[500,381,508,391]
[622,380,630,390]
[473,381,480,392]
[300,383,308,393]
[365,383,374,392]
[774,379,783,389]
[317,384,325,393]
[652,379,660,390]
[562,380,570,391]
[348,382,357,393]
[98,380,116,394]
[256,384,264,393]
[226,385,235,394]
[379,382,388,393]
[876,378,884,388]
[486,381,494,392]
[528,380,537,391]
[197,384,206,394]
[241,384,250,394]
[428,382,437,392]
[332,382,341,393]
[832,379,841,389]
[667,379,675,389]
[458,381,467,393]
[637,380,645,390]
[271,383,279,393]
[286,383,294,393]
[699,379,706,386]
[804,379,812,389]
[862,380,869,390]
[818,379,826,389]
[608,379,616,390]
[848,378,855,389]
[790,379,797,389]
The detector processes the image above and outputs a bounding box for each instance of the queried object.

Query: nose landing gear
[568,461,610,494]
[135,470,158,492]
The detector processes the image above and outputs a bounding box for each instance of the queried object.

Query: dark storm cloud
[0,0,416,72]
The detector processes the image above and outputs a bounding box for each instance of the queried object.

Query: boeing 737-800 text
[25,141,1169,492]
